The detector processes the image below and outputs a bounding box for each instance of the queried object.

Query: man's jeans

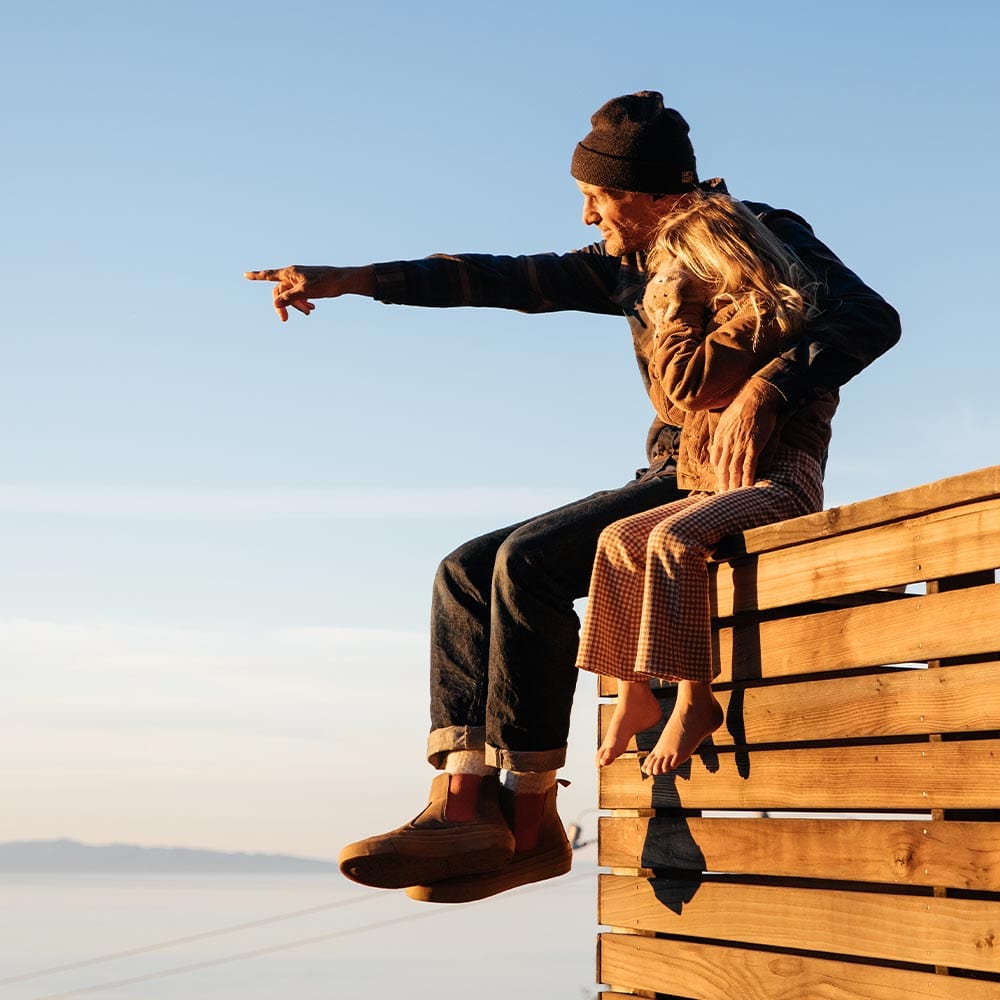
[426,473,686,772]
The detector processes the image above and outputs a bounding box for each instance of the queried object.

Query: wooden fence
[595,464,1000,999]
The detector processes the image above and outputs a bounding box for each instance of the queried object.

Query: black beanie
[571,91,697,194]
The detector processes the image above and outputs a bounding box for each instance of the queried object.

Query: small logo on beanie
[680,171,695,184]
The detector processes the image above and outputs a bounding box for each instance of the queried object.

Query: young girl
[575,190,837,775]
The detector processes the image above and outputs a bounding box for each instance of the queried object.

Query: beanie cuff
[572,142,697,195]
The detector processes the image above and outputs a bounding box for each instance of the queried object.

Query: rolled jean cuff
[485,743,567,773]
[426,725,487,770]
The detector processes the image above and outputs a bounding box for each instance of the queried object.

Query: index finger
[244,270,280,282]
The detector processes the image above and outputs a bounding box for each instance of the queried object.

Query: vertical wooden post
[924,569,995,977]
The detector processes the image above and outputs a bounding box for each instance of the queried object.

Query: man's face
[576,181,677,256]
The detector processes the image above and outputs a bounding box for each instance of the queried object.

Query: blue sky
[2,0,998,880]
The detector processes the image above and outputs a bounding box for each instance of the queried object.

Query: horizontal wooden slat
[598,816,1000,891]
[600,933,1000,1000]
[599,995,657,1000]
[598,579,1000,697]
[599,739,1000,812]
[598,661,1000,748]
[715,584,1000,683]
[599,995,656,1000]
[599,876,1000,974]
[736,463,1000,556]
[597,994,655,1000]
[713,500,1000,616]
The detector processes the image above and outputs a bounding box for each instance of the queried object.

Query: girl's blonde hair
[646,190,821,341]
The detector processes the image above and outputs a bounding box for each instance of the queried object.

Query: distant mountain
[0,839,338,874]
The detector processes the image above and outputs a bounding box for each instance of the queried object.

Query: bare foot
[641,683,724,775]
[597,681,664,767]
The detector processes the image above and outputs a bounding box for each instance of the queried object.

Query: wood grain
[715,585,1000,682]
[735,464,1000,555]
[713,500,1000,616]
[599,567,1000,697]
[597,816,1000,890]
[598,661,1000,747]
[599,875,1000,973]
[598,739,1000,812]
[599,933,1000,1000]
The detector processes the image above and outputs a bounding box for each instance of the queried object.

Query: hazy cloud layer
[0,484,578,521]
[0,615,598,857]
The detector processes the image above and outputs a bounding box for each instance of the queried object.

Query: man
[246,92,900,904]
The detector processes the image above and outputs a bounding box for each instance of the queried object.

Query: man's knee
[493,521,598,608]
[493,528,536,585]
[435,535,497,605]
[492,522,570,597]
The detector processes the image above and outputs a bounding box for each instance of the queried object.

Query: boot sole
[404,843,573,903]
[339,830,514,890]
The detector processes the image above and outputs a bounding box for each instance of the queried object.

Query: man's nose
[582,198,600,226]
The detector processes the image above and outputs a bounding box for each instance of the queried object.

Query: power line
[30,910,440,1000]
[28,872,595,999]
[0,895,378,987]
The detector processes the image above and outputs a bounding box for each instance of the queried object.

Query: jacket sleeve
[646,266,770,416]
[753,208,902,407]
[371,245,625,316]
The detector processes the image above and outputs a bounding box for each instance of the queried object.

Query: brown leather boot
[405,780,572,903]
[338,773,515,889]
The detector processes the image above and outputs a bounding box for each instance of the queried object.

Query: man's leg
[342,474,687,894]
[425,474,686,768]
[339,519,531,890]
[425,519,532,767]
[407,474,687,902]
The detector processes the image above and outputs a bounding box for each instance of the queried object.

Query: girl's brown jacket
[644,262,838,492]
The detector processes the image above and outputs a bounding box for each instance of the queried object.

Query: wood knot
[768,956,804,977]
[892,846,915,875]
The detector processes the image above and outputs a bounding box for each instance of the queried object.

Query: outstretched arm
[246,246,627,322]
[244,265,376,322]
